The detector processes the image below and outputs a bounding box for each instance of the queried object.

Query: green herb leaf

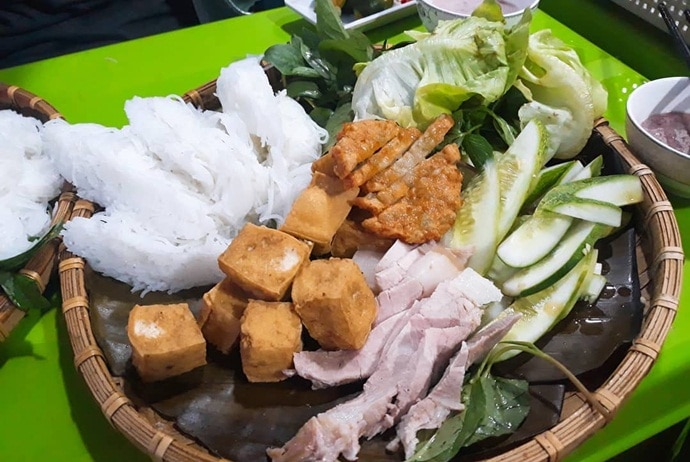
[462,133,495,169]
[323,103,354,151]
[0,222,62,271]
[464,376,530,447]
[0,271,52,312]
[309,107,334,128]
[297,36,337,80]
[490,112,517,146]
[315,0,349,40]
[263,42,306,75]
[320,33,374,65]
[408,372,529,462]
[286,80,323,100]
[262,0,372,142]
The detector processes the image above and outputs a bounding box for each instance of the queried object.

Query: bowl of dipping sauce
[417,0,539,31]
[626,76,690,198]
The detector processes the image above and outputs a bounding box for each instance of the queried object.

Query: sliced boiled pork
[268,268,501,462]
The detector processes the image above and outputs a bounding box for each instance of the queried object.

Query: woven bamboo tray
[57,77,683,462]
[0,83,77,343]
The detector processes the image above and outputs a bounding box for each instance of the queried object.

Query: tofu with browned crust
[240,300,302,383]
[292,258,377,350]
[198,278,249,354]
[280,171,360,255]
[218,223,311,301]
[128,303,207,383]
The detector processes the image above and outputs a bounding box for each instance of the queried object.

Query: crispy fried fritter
[330,120,401,179]
[343,127,422,189]
[360,143,463,244]
[311,152,336,175]
[363,114,455,193]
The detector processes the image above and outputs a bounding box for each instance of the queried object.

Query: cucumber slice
[580,272,606,304]
[445,160,501,274]
[496,211,573,268]
[501,220,610,297]
[496,119,549,238]
[556,159,585,184]
[572,174,643,206]
[571,155,603,182]
[522,160,577,211]
[487,254,518,284]
[493,249,597,362]
[545,174,643,207]
[541,195,622,227]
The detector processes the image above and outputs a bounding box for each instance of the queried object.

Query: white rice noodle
[62,212,226,294]
[44,57,326,294]
[0,111,62,260]
[216,56,328,221]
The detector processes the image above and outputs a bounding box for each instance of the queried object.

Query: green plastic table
[1,4,689,462]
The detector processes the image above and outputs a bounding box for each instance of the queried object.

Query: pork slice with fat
[291,308,411,389]
[391,312,523,458]
[269,325,467,462]
[270,269,501,462]
[375,277,423,325]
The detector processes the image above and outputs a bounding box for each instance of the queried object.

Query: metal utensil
[658,1,690,69]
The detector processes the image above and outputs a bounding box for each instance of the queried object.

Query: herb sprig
[409,340,607,462]
[0,222,62,312]
[263,0,376,147]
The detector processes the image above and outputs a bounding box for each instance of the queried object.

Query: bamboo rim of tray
[0,83,77,343]
[57,78,683,462]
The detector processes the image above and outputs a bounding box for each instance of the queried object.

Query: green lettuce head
[351,12,530,129]
[516,30,608,159]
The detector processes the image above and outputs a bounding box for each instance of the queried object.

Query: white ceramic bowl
[416,0,539,31]
[626,76,690,198]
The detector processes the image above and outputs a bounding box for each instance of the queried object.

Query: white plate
[285,0,418,32]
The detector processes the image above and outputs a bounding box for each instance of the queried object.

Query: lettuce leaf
[351,13,530,129]
[516,30,608,159]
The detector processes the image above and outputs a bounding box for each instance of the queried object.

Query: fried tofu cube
[218,223,311,301]
[198,278,249,354]
[280,172,360,255]
[330,219,395,258]
[239,300,302,382]
[127,303,206,383]
[292,258,377,350]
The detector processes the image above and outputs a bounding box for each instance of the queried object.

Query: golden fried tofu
[292,258,377,350]
[280,172,360,255]
[218,223,311,301]
[240,300,302,382]
[330,219,394,258]
[128,303,206,383]
[198,278,249,354]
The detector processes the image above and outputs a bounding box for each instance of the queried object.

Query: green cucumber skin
[494,250,597,362]
[544,197,622,227]
[547,174,643,206]
[573,175,643,206]
[521,160,577,211]
[448,161,501,275]
[501,221,609,297]
[496,212,572,268]
[571,155,603,181]
[496,166,633,269]
[497,120,548,239]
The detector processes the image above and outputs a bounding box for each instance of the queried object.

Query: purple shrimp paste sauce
[641,111,690,154]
